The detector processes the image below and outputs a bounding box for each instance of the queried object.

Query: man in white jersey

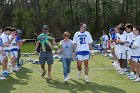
[1,27,14,76]
[0,27,6,79]
[129,26,140,81]
[9,28,19,71]
[73,23,94,82]
[116,26,127,75]
[125,24,135,78]
[101,31,109,56]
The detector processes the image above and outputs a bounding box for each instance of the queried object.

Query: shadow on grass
[45,79,126,93]
[0,67,32,93]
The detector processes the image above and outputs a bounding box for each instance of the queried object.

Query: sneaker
[0,76,6,80]
[12,68,19,72]
[78,71,81,79]
[64,77,69,81]
[85,78,90,83]
[133,77,140,82]
[67,74,70,80]
[119,71,126,75]
[2,72,9,77]
[130,75,138,80]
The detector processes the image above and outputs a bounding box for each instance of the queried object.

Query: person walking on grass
[35,25,55,80]
[59,31,74,83]
[73,22,94,82]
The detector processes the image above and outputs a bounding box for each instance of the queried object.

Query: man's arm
[35,41,40,53]
[73,43,77,52]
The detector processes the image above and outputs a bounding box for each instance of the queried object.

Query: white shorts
[132,58,140,63]
[117,52,126,59]
[10,51,18,58]
[126,50,132,60]
[77,54,90,61]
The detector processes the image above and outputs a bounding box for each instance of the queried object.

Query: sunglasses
[43,29,48,30]
[64,35,69,37]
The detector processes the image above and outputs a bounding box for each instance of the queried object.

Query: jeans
[61,57,72,78]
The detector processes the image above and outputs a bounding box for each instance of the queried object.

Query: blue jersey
[111,33,116,40]
[15,36,22,43]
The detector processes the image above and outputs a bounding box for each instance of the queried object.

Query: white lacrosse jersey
[1,32,9,50]
[9,35,19,49]
[131,35,140,62]
[73,31,93,52]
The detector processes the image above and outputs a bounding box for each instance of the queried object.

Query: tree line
[0,0,140,39]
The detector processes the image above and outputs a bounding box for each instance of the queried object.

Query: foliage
[0,0,140,39]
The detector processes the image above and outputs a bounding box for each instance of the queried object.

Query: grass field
[0,43,140,93]
[0,54,140,93]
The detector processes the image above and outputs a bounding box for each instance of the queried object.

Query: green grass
[21,43,35,53]
[0,54,140,93]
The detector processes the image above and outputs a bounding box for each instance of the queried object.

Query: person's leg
[61,58,67,78]
[77,60,82,71]
[47,64,51,79]
[17,48,21,67]
[10,51,17,69]
[84,59,89,75]
[46,51,53,79]
[2,51,8,71]
[39,54,46,78]
[67,58,72,75]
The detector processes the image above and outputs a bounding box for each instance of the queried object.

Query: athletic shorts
[39,51,53,65]
[126,50,132,60]
[77,54,90,61]
[117,52,126,59]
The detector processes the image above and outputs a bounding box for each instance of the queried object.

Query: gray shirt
[60,39,74,58]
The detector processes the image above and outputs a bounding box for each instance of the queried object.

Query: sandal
[41,70,46,78]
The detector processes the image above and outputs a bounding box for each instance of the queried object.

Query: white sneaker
[64,77,69,83]
[85,78,90,83]
[12,68,19,72]
[0,76,6,80]
[116,67,121,71]
[133,77,140,82]
[67,74,70,80]
[78,71,81,79]
[120,71,126,75]
[130,75,138,80]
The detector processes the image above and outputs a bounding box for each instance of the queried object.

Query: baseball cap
[17,30,22,34]
[43,25,49,29]
[109,28,115,32]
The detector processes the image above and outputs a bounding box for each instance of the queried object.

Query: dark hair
[134,26,140,34]
[118,26,125,31]
[4,27,12,31]
[125,23,133,31]
[119,23,125,30]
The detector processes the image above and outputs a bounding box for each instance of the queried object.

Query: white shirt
[117,33,126,53]
[73,31,93,52]
[125,32,135,51]
[9,35,19,49]
[101,35,108,45]
[1,32,9,50]
[131,35,140,57]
